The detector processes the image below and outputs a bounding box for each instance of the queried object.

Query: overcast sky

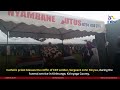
[53,11,120,24]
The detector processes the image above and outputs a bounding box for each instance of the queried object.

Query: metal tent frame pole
[6,31,9,67]
[0,22,9,68]
[0,22,23,68]
[61,39,64,56]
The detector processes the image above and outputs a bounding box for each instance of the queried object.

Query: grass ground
[0,55,16,75]
[0,54,88,75]
[0,56,16,69]
[72,54,87,68]
[0,54,87,68]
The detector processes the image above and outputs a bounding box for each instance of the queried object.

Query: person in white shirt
[88,40,100,68]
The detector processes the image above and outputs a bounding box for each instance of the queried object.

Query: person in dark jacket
[114,38,120,75]
[81,41,94,67]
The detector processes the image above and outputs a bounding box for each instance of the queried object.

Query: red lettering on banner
[61,20,65,24]
[73,20,77,25]
[15,11,20,17]
[67,18,69,24]
[52,16,55,22]
[41,14,46,21]
[61,18,81,26]
[78,20,81,26]
[69,19,73,25]
[20,11,26,18]
[7,11,57,23]
[46,15,51,22]
[8,11,14,16]
[64,18,66,24]
[61,18,68,24]
[27,12,34,19]
[35,13,40,20]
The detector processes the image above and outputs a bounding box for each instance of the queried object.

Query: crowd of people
[0,43,83,57]
[0,41,100,68]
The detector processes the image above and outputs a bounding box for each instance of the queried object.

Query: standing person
[81,41,94,67]
[114,37,120,75]
[88,40,100,68]
[69,45,73,55]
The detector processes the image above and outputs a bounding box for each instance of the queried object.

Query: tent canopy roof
[0,11,106,40]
